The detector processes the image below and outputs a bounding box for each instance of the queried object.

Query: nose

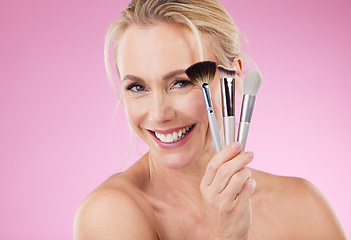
[148,92,176,124]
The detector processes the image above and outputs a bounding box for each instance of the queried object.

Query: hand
[200,142,256,240]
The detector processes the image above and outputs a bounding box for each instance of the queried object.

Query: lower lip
[150,126,196,150]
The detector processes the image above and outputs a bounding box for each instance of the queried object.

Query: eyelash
[126,83,146,92]
[173,80,193,88]
[125,79,193,93]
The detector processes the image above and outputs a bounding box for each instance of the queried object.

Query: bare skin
[74,23,346,240]
[74,153,345,240]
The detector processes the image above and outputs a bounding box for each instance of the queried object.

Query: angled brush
[218,65,236,146]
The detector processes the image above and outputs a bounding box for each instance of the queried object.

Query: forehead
[116,23,202,80]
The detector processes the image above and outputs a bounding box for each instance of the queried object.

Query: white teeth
[159,134,167,142]
[178,129,182,138]
[154,125,194,144]
[166,134,173,143]
[173,132,178,140]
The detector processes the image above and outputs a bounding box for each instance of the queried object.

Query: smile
[154,124,196,144]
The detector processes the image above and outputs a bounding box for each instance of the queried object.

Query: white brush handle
[208,112,222,152]
[223,116,235,146]
[237,121,250,152]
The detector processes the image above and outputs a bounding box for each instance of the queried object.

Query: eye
[172,80,193,89]
[126,83,147,92]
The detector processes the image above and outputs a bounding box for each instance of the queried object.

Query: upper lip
[147,124,195,134]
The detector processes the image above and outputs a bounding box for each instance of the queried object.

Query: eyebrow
[122,74,143,82]
[122,69,186,82]
[162,69,186,80]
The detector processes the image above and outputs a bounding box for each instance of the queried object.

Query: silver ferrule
[202,83,213,112]
[240,94,256,123]
[220,77,235,117]
[202,84,222,152]
[237,122,250,152]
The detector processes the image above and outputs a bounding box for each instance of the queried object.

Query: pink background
[1,0,350,239]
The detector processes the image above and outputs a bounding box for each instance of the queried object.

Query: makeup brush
[237,69,263,152]
[186,61,222,152]
[218,65,236,146]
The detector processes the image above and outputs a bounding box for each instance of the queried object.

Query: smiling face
[117,22,221,169]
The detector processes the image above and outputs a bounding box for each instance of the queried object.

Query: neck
[146,147,215,205]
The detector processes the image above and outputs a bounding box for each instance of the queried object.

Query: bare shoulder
[251,169,346,239]
[74,160,157,240]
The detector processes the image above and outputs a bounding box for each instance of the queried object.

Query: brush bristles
[218,65,236,79]
[185,61,217,88]
[244,69,263,96]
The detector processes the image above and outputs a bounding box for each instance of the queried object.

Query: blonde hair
[104,0,243,93]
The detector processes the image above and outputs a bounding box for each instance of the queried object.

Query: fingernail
[246,151,254,159]
[231,142,241,150]
[251,178,256,188]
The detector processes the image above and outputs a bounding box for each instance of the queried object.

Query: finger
[201,142,242,187]
[236,178,256,204]
[219,167,252,198]
[209,152,254,193]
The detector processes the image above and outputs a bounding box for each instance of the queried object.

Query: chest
[152,201,290,240]
[152,203,209,240]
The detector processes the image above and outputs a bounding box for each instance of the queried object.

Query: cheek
[210,75,222,112]
[177,92,207,123]
[123,97,148,131]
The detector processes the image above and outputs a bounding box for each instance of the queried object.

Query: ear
[231,56,242,77]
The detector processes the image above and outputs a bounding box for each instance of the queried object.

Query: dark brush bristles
[185,61,217,88]
[218,65,236,79]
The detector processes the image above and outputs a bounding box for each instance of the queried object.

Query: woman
[74,0,346,239]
